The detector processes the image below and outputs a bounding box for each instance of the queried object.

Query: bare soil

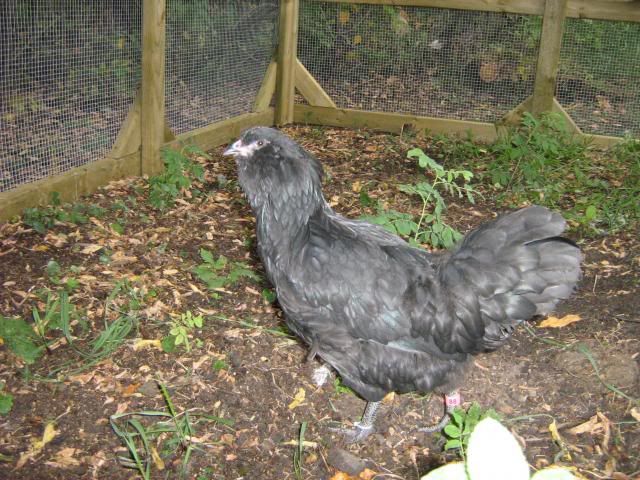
[0,126,638,480]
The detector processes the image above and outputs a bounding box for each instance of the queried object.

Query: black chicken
[224,127,582,442]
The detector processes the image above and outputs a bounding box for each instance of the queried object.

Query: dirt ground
[0,126,638,480]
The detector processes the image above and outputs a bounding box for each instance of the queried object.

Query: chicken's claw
[329,422,375,444]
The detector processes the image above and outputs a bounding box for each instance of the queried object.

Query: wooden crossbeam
[295,59,337,108]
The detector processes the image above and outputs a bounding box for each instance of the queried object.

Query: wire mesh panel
[0,0,142,193]
[298,1,541,123]
[165,0,279,135]
[559,18,640,137]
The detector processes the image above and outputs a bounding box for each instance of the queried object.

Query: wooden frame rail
[313,0,640,23]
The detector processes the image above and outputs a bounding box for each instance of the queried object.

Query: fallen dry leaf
[151,445,165,470]
[382,392,395,404]
[539,314,582,328]
[288,387,306,410]
[630,407,640,422]
[567,414,601,435]
[80,244,103,255]
[359,469,377,480]
[132,338,163,351]
[44,447,81,468]
[549,420,572,461]
[329,472,362,480]
[281,439,318,448]
[17,421,58,468]
[110,251,137,265]
[329,474,351,480]
[121,383,140,397]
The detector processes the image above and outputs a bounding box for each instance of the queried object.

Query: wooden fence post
[141,0,167,176]
[275,0,299,125]
[531,0,568,115]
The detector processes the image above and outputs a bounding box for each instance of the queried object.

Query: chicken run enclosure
[1,0,640,478]
[0,0,639,218]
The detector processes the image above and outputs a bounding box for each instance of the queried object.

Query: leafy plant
[0,315,44,364]
[0,384,13,415]
[110,382,233,479]
[333,377,355,396]
[148,145,208,210]
[423,417,577,480]
[167,310,204,353]
[45,260,79,291]
[487,113,638,233]
[31,289,67,345]
[193,249,259,298]
[402,148,476,248]
[490,112,587,190]
[443,403,500,457]
[261,288,277,304]
[362,148,476,249]
[212,359,228,371]
[22,192,106,233]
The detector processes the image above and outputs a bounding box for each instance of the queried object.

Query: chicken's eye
[257,140,265,147]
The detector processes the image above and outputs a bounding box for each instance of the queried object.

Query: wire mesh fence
[559,18,640,137]
[298,1,542,123]
[165,0,279,135]
[298,1,640,138]
[0,0,280,194]
[0,0,142,193]
[0,0,638,198]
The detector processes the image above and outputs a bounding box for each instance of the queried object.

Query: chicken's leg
[419,391,461,433]
[331,401,381,443]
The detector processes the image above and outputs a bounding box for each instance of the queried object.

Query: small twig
[613,315,640,324]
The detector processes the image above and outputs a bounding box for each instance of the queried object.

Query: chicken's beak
[223,139,243,157]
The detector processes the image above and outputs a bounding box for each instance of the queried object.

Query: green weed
[0,315,43,365]
[22,192,106,233]
[0,383,13,415]
[148,145,208,210]
[36,283,140,377]
[31,289,69,345]
[193,249,259,298]
[443,402,500,459]
[212,359,228,371]
[45,260,79,291]
[261,288,277,304]
[333,377,355,396]
[488,113,638,233]
[362,148,476,249]
[293,421,308,480]
[166,310,204,353]
[110,381,233,479]
[210,315,295,339]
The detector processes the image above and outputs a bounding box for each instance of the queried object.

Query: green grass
[110,382,233,479]
[293,421,308,480]
[0,282,144,378]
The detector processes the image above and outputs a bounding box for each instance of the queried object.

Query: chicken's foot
[330,401,381,443]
